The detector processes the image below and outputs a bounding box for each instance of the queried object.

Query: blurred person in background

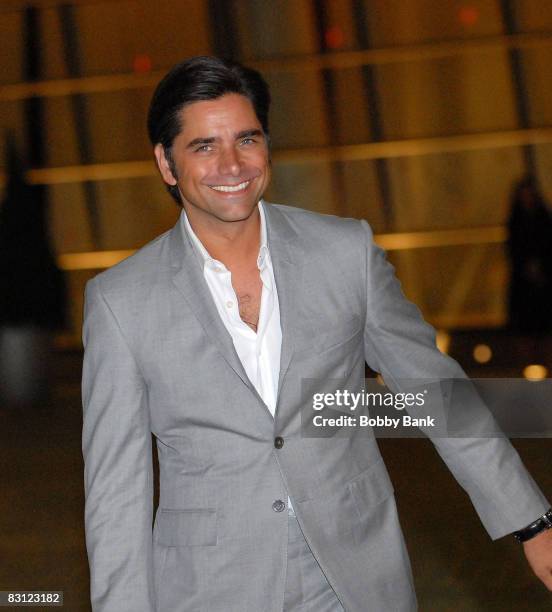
[0,134,66,407]
[507,174,552,333]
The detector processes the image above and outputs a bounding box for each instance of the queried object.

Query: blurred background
[0,0,551,610]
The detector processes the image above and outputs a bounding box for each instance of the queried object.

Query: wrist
[513,509,552,543]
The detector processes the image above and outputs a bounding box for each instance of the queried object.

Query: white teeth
[210,180,250,192]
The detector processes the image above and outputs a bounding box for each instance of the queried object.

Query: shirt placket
[257,264,276,412]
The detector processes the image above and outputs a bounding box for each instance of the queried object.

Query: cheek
[243,148,269,167]
[253,158,271,181]
[180,164,209,188]
[261,162,271,183]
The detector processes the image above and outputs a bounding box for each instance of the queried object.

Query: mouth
[208,179,252,193]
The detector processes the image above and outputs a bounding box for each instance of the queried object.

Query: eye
[240,137,256,145]
[194,144,213,153]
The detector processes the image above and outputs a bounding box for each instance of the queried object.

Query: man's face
[154,93,270,227]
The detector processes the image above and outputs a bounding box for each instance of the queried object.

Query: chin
[216,200,259,222]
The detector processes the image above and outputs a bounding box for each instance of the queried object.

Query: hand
[523,528,552,591]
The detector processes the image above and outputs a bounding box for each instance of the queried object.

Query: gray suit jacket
[82,202,549,612]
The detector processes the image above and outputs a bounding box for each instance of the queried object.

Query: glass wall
[1,0,552,338]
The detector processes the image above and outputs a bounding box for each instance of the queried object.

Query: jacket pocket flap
[156,508,217,547]
[347,462,394,513]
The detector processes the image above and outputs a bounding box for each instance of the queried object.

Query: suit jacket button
[274,436,284,449]
[272,499,286,513]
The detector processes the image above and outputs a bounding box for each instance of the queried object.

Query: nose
[218,145,242,177]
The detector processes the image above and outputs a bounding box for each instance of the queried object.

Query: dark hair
[147,56,271,205]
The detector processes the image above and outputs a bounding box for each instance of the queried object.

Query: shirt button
[226,301,233,308]
[274,436,284,449]
[272,499,286,513]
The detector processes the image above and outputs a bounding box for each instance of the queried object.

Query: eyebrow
[186,129,264,149]
[186,136,215,149]
[237,129,263,139]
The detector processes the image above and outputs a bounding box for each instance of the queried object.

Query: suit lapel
[168,213,256,393]
[263,204,303,405]
[167,204,304,416]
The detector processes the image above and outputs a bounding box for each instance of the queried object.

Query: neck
[186,205,261,268]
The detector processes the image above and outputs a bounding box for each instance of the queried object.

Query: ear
[154,143,177,186]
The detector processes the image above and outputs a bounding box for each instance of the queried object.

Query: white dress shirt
[182,200,294,514]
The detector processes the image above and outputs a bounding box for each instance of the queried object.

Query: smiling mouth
[209,179,251,193]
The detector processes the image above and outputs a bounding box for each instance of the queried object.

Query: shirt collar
[182,200,270,271]
[257,200,270,270]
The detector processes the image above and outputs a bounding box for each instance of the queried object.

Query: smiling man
[153,90,271,335]
[81,56,552,612]
[155,93,270,225]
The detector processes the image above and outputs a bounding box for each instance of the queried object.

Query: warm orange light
[473,344,492,364]
[436,330,451,355]
[57,249,135,271]
[325,26,345,50]
[133,54,152,73]
[523,365,548,381]
[459,6,479,27]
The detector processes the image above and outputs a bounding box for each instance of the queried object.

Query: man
[82,56,552,612]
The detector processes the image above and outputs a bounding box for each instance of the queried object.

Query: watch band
[513,509,552,543]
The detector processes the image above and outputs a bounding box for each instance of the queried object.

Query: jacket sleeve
[360,219,550,540]
[82,277,155,611]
